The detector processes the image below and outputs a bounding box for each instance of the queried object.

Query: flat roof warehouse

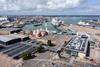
[0,35,21,47]
[9,34,30,41]
[0,34,29,47]
[0,34,31,58]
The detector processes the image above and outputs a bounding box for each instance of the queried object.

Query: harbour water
[23,17,100,31]
[23,22,58,32]
[58,17,100,24]
[59,17,80,24]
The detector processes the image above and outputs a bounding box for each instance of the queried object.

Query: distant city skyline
[0,0,100,15]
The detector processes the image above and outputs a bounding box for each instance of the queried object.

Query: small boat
[33,23,42,26]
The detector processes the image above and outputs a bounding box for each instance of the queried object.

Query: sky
[0,0,100,15]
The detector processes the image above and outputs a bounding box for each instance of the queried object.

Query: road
[22,51,54,67]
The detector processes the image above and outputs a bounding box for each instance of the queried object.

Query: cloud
[0,0,82,11]
[46,0,81,9]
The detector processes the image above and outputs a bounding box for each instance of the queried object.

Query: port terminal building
[61,35,90,58]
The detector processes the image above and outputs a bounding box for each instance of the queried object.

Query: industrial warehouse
[0,34,29,47]
[0,35,21,47]
[9,34,30,41]
[0,28,22,35]
[0,34,36,59]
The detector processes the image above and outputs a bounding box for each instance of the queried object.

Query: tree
[47,40,53,46]
[92,25,95,29]
[36,45,43,53]
[21,52,32,60]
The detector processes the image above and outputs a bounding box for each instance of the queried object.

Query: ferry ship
[51,18,64,26]
[77,20,90,26]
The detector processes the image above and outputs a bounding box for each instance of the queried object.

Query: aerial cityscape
[0,0,100,67]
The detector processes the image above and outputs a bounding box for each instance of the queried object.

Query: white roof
[0,17,7,21]
[0,35,19,42]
